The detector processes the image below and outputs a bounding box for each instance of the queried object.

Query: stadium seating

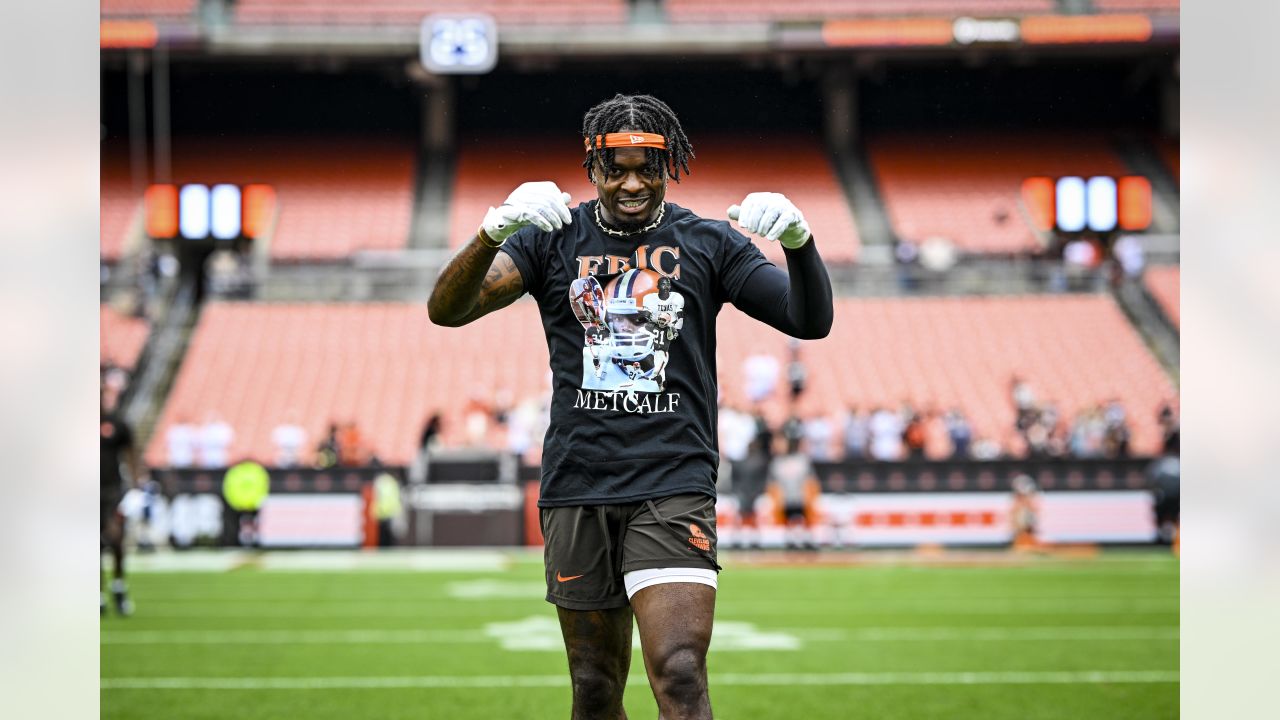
[665,0,1055,23]
[101,0,199,19]
[867,133,1130,254]
[1143,265,1179,329]
[1091,0,1180,14]
[145,301,550,467]
[101,146,140,265]
[234,0,627,26]
[450,134,861,264]
[168,137,416,262]
[101,305,150,371]
[717,295,1175,455]
[148,293,1174,466]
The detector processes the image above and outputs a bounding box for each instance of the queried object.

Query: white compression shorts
[623,567,718,599]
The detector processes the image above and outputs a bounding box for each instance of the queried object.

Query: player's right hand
[481,181,573,245]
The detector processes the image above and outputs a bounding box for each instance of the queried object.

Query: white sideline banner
[717,491,1156,546]
[258,494,364,548]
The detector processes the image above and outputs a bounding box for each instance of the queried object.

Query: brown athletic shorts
[541,493,720,611]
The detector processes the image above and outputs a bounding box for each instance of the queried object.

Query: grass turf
[101,549,1178,719]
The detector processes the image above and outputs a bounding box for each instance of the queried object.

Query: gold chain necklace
[594,200,666,237]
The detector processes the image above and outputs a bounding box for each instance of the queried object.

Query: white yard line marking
[786,627,1179,642]
[101,670,1179,690]
[101,625,1176,646]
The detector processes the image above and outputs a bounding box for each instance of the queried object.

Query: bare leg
[557,605,634,720]
[631,583,715,720]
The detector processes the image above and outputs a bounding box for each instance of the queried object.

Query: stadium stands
[101,305,150,371]
[101,147,141,265]
[145,301,549,467]
[100,0,199,19]
[449,136,597,250]
[1143,265,1179,329]
[665,0,1055,23]
[148,293,1173,467]
[234,0,627,26]
[717,295,1175,455]
[1092,0,1180,14]
[168,137,416,262]
[867,133,1130,254]
[450,135,860,264]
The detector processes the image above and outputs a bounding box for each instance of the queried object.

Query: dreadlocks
[582,94,694,184]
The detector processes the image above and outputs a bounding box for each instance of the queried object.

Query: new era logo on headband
[585,132,668,150]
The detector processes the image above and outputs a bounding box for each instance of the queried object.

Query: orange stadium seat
[450,134,861,264]
[717,295,1175,455]
[867,132,1130,254]
[148,294,1174,466]
[234,0,627,26]
[101,305,150,371]
[1143,266,1179,329]
[665,0,1055,23]
[101,146,140,264]
[167,137,415,262]
[100,0,199,19]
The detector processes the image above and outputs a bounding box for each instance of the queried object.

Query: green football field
[101,549,1178,719]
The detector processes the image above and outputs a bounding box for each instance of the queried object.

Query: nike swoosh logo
[556,572,584,582]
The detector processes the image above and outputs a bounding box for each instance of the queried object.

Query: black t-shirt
[101,412,134,492]
[502,201,771,507]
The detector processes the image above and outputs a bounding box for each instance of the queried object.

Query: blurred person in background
[971,436,1003,461]
[164,411,197,468]
[427,93,832,720]
[803,410,834,462]
[1010,376,1036,432]
[197,410,234,469]
[743,352,780,405]
[337,421,368,466]
[271,410,307,468]
[842,405,868,460]
[1010,474,1040,551]
[1147,437,1180,549]
[314,422,339,469]
[731,433,770,550]
[463,388,491,447]
[786,338,806,404]
[869,405,903,461]
[1158,401,1180,454]
[1103,399,1131,458]
[944,408,972,459]
[901,404,926,460]
[101,385,145,616]
[767,436,821,550]
[371,458,402,547]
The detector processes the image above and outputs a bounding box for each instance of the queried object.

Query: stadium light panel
[242,184,276,239]
[1055,177,1087,232]
[144,184,179,239]
[1118,176,1153,230]
[1086,176,1118,232]
[1021,177,1055,232]
[179,184,211,240]
[210,184,242,240]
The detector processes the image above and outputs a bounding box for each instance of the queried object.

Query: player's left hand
[727,192,811,249]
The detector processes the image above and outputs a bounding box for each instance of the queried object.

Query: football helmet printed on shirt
[603,268,662,360]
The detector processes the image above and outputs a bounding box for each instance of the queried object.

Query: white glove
[481,181,573,245]
[727,192,811,249]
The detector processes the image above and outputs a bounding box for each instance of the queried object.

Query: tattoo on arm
[428,239,525,326]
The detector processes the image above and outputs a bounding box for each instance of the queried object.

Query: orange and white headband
[584,132,668,151]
